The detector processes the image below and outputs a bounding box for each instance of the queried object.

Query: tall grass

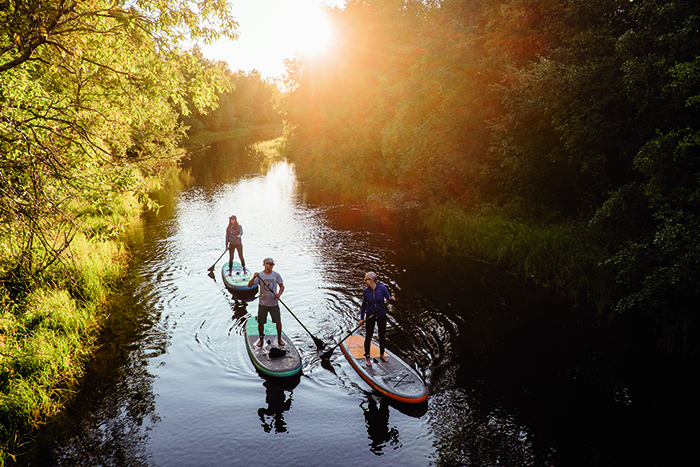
[0,197,139,464]
[420,203,615,310]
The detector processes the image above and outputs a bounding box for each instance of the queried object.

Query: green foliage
[283,0,700,354]
[0,0,236,277]
[1,287,102,458]
[424,203,612,307]
[0,0,238,460]
[183,68,282,133]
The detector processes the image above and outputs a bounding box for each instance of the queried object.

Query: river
[16,135,698,466]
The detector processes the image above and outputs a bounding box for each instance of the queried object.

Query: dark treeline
[283,0,700,356]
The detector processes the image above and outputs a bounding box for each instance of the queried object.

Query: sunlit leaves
[0,0,236,281]
[282,0,700,351]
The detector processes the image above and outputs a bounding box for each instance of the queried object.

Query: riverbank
[183,124,284,153]
[0,193,145,465]
[286,151,616,315]
[0,127,285,464]
[418,203,615,312]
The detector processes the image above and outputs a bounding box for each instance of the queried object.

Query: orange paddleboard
[341,334,428,404]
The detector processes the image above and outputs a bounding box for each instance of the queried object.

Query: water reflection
[428,389,537,466]
[257,378,300,434]
[362,396,400,455]
[231,300,249,323]
[14,131,697,466]
[16,275,163,466]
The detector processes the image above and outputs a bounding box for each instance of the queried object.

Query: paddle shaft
[208,249,228,272]
[320,300,389,360]
[255,272,325,349]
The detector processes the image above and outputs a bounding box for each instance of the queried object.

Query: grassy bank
[183,124,284,152]
[419,203,616,311]
[0,129,283,464]
[0,193,144,464]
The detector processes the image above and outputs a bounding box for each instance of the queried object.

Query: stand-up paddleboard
[341,334,428,404]
[221,261,257,297]
[244,316,302,378]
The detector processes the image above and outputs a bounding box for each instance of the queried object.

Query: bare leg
[276,321,284,345]
[257,323,264,347]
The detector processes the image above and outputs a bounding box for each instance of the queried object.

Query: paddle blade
[313,336,326,350]
[320,348,334,360]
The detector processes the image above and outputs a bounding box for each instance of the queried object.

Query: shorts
[257,304,281,325]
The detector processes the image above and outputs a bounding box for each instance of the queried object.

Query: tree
[0,0,237,292]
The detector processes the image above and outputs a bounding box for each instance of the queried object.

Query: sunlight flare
[293,8,334,57]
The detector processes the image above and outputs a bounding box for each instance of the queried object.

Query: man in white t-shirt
[248,257,285,347]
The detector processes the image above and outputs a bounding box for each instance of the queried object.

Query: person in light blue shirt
[359,272,395,367]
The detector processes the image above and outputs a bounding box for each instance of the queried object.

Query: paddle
[207,249,228,272]
[320,300,390,360]
[255,273,326,350]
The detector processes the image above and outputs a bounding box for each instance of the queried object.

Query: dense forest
[283,0,700,357]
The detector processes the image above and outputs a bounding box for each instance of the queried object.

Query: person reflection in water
[362,396,399,455]
[225,215,246,274]
[231,300,248,325]
[258,382,292,433]
[359,272,395,367]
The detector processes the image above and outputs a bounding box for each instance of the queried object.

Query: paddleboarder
[249,258,285,347]
[225,215,246,274]
[359,272,395,367]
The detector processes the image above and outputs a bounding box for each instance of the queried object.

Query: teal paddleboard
[221,262,257,295]
[244,316,302,378]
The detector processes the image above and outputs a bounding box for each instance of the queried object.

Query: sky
[199,0,347,80]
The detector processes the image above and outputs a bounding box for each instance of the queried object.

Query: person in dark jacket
[359,272,395,367]
[225,215,246,274]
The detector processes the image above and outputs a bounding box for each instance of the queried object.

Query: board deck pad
[341,334,428,404]
[221,262,257,293]
[244,316,302,378]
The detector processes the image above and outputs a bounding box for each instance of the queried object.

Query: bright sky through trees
[200,0,345,79]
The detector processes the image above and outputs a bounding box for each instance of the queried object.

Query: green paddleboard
[244,316,302,378]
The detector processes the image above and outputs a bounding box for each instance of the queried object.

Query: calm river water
[17,135,699,466]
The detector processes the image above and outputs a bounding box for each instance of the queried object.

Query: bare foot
[255,339,263,347]
[380,355,389,363]
[365,357,372,367]
[278,339,285,346]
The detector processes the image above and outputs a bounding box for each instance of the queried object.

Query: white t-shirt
[255,271,283,306]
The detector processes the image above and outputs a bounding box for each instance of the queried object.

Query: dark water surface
[17,136,699,466]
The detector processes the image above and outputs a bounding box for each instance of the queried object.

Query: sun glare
[294,9,334,57]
